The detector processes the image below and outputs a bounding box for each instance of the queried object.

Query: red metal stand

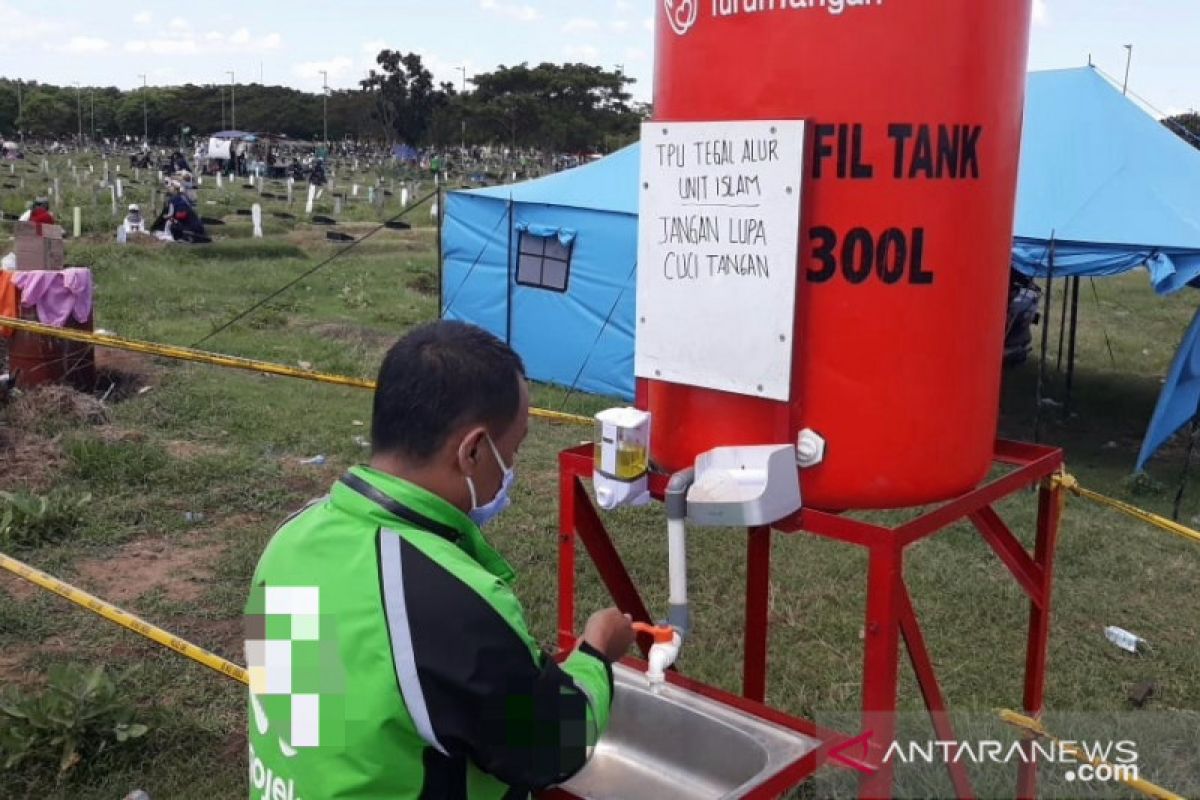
[554,439,1064,799]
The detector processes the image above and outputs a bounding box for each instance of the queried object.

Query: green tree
[1164,112,1200,150]
[360,51,450,145]
[465,62,639,152]
[0,82,18,136]
[18,92,74,138]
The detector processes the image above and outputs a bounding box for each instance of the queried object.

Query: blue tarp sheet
[1138,308,1200,472]
[443,148,639,398]
[1013,68,1200,293]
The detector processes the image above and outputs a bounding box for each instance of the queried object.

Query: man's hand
[582,608,635,662]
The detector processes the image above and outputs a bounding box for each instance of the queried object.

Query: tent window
[515,231,572,292]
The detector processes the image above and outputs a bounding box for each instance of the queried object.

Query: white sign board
[635,120,807,401]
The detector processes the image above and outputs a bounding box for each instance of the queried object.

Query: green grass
[2,154,1200,797]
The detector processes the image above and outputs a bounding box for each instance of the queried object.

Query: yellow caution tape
[1054,472,1200,547]
[0,551,249,686]
[0,316,592,428]
[1000,710,1185,800]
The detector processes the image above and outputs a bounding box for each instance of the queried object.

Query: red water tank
[647,1,1032,509]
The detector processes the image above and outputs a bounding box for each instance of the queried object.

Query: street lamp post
[89,89,95,141]
[15,79,21,142]
[1122,44,1134,95]
[139,74,148,144]
[457,66,468,152]
[227,71,236,130]
[320,70,329,145]
[74,82,82,144]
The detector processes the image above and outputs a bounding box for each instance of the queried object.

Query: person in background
[27,197,55,226]
[165,183,206,242]
[244,321,631,799]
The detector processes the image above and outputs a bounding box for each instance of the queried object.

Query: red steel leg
[557,461,579,653]
[743,526,772,703]
[899,587,976,799]
[859,537,903,800]
[1017,482,1063,799]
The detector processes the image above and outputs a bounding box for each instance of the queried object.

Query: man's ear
[455,426,489,475]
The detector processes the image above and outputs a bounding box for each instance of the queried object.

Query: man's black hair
[372,321,526,462]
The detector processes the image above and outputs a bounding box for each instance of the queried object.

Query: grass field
[1,156,1198,798]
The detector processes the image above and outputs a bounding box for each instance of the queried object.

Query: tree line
[0,52,646,153]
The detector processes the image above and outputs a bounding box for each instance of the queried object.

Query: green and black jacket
[244,466,612,799]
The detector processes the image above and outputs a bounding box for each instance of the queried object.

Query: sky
[0,0,1197,115]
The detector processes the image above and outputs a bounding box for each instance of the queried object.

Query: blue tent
[1013,68,1200,294]
[441,146,640,399]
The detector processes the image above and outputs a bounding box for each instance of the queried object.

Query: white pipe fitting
[646,631,683,687]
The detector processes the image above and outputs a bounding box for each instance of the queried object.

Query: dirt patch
[94,348,159,403]
[171,617,245,665]
[308,322,396,350]
[0,425,66,491]
[6,384,108,429]
[75,537,227,606]
[0,568,38,601]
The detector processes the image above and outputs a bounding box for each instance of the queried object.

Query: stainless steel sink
[560,664,821,799]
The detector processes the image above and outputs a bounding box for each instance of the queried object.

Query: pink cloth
[12,268,93,327]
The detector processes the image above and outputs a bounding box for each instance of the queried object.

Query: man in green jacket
[245,321,633,799]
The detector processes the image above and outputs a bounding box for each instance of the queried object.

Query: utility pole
[74,82,82,144]
[457,66,468,152]
[220,84,226,130]
[227,70,236,129]
[16,79,22,142]
[320,70,329,145]
[139,74,148,144]
[89,88,95,141]
[1122,44,1134,95]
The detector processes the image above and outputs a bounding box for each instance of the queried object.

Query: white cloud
[479,0,541,23]
[168,17,187,31]
[624,46,648,63]
[292,56,355,85]
[132,11,151,26]
[123,26,280,59]
[56,36,111,54]
[610,20,630,33]
[361,39,386,55]
[616,0,632,10]
[563,44,600,61]
[1033,0,1048,25]
[125,38,200,56]
[0,1,55,50]
[563,18,599,34]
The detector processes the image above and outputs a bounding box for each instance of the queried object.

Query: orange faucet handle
[632,622,676,644]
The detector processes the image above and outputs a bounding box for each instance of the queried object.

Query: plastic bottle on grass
[1105,626,1147,654]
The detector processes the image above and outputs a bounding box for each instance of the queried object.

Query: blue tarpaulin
[1137,308,1200,472]
[442,145,639,399]
[1013,68,1200,294]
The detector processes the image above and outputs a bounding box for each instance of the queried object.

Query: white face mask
[465,434,516,527]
